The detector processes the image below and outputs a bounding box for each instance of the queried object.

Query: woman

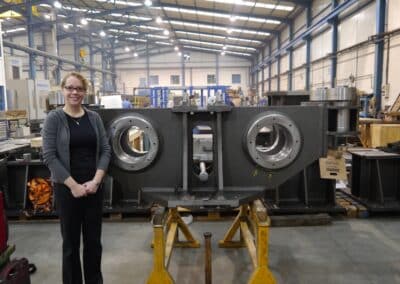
[42,72,111,284]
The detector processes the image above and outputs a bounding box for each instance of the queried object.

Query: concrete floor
[8,217,400,284]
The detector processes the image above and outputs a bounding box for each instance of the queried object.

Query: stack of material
[370,124,400,147]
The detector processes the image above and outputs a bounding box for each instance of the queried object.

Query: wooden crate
[370,124,400,147]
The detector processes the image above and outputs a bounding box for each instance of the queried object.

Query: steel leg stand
[147,207,200,284]
[219,200,276,284]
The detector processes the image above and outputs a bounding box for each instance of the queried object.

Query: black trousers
[55,183,103,284]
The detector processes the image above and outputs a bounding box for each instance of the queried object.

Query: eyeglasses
[64,86,86,93]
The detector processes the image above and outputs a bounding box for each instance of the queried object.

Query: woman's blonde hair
[61,72,89,91]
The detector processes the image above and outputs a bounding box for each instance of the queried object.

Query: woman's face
[62,76,86,107]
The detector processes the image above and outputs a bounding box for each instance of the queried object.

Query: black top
[65,111,97,183]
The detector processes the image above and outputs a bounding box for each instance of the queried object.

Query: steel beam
[253,0,361,73]
[27,1,36,80]
[373,0,386,114]
[288,21,294,91]
[330,0,338,87]
[268,44,272,92]
[305,5,312,91]
[158,3,289,24]
[277,34,281,91]
[3,40,115,75]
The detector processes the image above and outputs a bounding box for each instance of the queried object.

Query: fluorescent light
[147,34,169,39]
[175,30,263,44]
[109,29,138,35]
[110,13,152,21]
[204,0,293,11]
[183,45,252,56]
[169,20,269,36]
[3,27,26,34]
[162,6,280,25]
[53,1,62,9]
[156,41,172,46]
[138,25,163,31]
[96,0,142,6]
[178,39,256,52]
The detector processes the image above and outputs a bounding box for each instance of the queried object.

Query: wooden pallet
[336,190,369,218]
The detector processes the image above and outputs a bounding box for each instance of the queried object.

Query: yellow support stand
[219,200,276,284]
[147,207,200,284]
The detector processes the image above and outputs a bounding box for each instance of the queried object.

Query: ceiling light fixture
[125,46,130,52]
[174,46,179,51]
[53,1,62,9]
[204,0,294,11]
[156,16,162,24]
[99,30,106,37]
[80,18,88,25]
[134,52,138,57]
[163,30,170,36]
[162,6,281,25]
[144,0,152,7]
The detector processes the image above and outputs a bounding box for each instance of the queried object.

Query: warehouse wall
[3,33,251,96]
[115,51,251,95]
[257,0,400,111]
[387,0,400,109]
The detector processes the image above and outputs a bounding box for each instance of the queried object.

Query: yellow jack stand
[147,207,200,284]
[219,200,276,284]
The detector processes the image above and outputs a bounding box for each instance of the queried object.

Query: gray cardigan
[42,108,111,184]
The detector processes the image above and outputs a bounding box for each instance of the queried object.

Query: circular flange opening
[246,112,301,169]
[108,114,159,171]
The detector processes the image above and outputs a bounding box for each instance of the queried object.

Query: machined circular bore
[245,112,302,169]
[108,113,159,171]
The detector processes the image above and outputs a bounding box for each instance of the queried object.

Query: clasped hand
[70,180,99,198]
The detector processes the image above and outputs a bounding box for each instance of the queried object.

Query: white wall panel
[311,30,332,61]
[386,36,400,109]
[271,61,278,77]
[271,38,278,52]
[311,59,331,89]
[281,55,289,73]
[280,74,288,91]
[312,0,331,24]
[293,45,306,68]
[336,45,375,93]
[293,69,305,90]
[294,10,306,38]
[281,26,290,46]
[388,0,400,30]
[338,3,376,50]
[270,78,277,91]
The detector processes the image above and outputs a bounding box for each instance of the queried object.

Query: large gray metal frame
[97,105,327,208]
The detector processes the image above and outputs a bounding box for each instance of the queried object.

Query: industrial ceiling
[0,0,310,60]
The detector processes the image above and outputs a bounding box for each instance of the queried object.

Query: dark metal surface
[350,151,400,212]
[97,106,327,208]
